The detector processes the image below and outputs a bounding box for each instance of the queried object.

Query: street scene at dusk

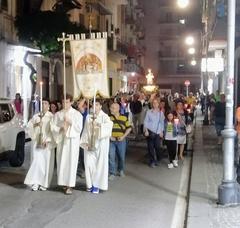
[0,0,240,228]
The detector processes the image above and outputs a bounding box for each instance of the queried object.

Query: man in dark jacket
[130,94,142,139]
[214,94,226,145]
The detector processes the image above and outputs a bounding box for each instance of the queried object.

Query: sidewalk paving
[187,114,240,228]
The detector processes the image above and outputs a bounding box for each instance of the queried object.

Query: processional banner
[70,34,109,99]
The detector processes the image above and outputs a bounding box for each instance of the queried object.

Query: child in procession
[164,111,179,169]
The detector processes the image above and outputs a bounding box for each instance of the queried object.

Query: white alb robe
[24,111,55,188]
[51,107,83,187]
[80,110,113,191]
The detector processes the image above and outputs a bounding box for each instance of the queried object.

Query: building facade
[138,0,201,94]
[0,0,42,124]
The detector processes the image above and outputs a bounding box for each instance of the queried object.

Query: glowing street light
[177,0,189,8]
[185,36,194,45]
[179,19,186,24]
[188,47,195,55]
[191,59,197,66]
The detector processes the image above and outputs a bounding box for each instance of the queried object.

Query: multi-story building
[41,0,131,96]
[138,0,201,94]
[0,0,42,124]
[202,0,240,106]
[124,0,145,92]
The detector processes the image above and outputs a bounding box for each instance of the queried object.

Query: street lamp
[177,0,189,8]
[191,59,197,66]
[188,47,195,55]
[185,36,194,45]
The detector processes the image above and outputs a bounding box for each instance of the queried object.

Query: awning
[92,2,112,15]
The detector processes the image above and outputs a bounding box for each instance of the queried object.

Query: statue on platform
[146,69,154,85]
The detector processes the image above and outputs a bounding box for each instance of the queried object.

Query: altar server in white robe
[80,100,113,194]
[51,94,82,195]
[24,99,55,191]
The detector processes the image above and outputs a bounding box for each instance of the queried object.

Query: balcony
[125,15,136,24]
[159,34,180,40]
[0,13,16,42]
[159,21,181,25]
[159,51,185,60]
[123,58,144,75]
[117,40,128,56]
[107,36,128,57]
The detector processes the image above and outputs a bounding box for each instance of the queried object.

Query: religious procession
[22,32,197,195]
[23,91,198,195]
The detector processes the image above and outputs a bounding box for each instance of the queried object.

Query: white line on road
[170,158,191,228]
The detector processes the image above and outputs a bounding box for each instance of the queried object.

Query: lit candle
[93,87,96,115]
[40,81,43,113]
[174,118,179,125]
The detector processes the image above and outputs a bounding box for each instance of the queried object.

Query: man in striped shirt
[109,103,132,180]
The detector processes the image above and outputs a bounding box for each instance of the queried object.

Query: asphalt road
[0,139,191,228]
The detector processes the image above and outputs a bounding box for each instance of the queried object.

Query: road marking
[170,158,191,228]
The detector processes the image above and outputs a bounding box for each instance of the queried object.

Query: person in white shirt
[51,95,83,195]
[80,99,113,194]
[24,98,55,191]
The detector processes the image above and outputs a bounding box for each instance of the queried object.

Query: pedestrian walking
[175,99,191,161]
[24,98,55,191]
[14,93,23,115]
[164,112,179,169]
[80,99,113,194]
[109,102,132,180]
[143,98,165,167]
[51,95,83,195]
[77,98,88,178]
[214,94,226,145]
[130,94,142,139]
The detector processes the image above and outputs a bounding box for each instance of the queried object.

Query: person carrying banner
[51,94,83,195]
[80,99,113,194]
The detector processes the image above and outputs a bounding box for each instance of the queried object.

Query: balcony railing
[117,40,128,56]
[159,51,185,59]
[124,59,144,75]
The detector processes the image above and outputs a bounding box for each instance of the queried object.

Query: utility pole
[218,0,240,205]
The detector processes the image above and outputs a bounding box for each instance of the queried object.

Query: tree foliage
[15,10,87,54]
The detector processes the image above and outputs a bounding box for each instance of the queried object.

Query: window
[0,104,12,123]
[1,0,8,11]
[79,13,85,26]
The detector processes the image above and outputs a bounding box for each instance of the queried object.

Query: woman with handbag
[175,100,191,161]
[143,98,165,168]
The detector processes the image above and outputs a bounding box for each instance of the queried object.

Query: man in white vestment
[51,95,83,195]
[24,99,55,191]
[81,99,113,194]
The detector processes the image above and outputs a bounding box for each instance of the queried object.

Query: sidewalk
[187,113,240,228]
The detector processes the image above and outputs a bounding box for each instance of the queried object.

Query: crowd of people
[13,89,240,194]
[18,91,197,195]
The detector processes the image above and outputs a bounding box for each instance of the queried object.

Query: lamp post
[177,0,189,8]
[218,0,240,205]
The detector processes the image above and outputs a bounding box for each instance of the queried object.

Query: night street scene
[1,0,240,227]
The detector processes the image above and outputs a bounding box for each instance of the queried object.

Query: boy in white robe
[24,99,55,191]
[81,100,113,194]
[51,95,83,195]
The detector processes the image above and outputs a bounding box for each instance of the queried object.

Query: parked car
[0,98,25,167]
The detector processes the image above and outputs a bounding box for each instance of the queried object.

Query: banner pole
[57,32,70,108]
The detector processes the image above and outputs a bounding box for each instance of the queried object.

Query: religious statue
[146,69,154,85]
